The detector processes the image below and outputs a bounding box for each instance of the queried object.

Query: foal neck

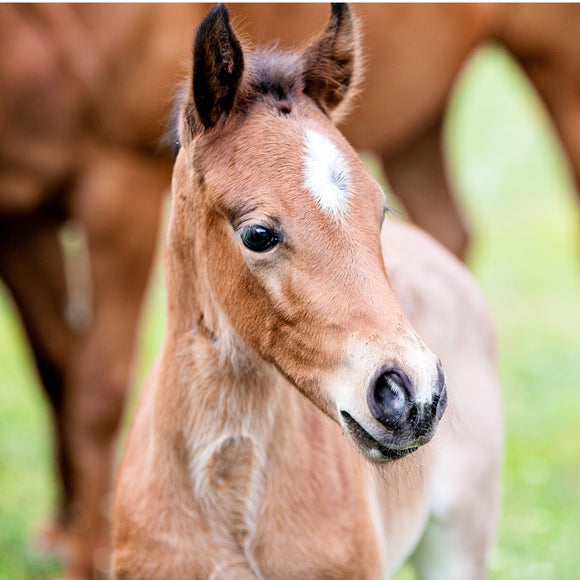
[157,324,286,442]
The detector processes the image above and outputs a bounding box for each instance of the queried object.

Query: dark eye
[240,225,280,252]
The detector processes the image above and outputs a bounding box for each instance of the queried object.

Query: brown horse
[112,5,502,578]
[0,5,174,579]
[2,4,576,578]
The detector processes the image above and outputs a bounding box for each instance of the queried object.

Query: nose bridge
[304,238,440,397]
[331,254,407,333]
[349,281,441,405]
[391,327,440,403]
[346,270,425,357]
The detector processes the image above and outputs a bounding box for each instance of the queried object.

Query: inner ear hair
[191,4,245,131]
[302,3,364,124]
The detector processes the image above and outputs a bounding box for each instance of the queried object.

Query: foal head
[169,4,446,462]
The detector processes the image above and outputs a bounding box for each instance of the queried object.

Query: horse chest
[250,461,384,580]
[195,431,383,579]
[196,434,264,549]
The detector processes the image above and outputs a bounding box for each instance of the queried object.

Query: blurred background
[1,13,579,580]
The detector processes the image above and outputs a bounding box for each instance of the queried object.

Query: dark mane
[168,45,302,155]
[246,47,302,107]
[173,3,362,147]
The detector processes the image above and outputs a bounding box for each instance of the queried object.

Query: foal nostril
[367,369,411,430]
[433,359,447,419]
[435,359,446,395]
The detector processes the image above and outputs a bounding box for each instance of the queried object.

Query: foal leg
[409,438,501,580]
[0,213,74,551]
[64,148,169,579]
[381,119,471,261]
[410,504,493,580]
[409,358,502,580]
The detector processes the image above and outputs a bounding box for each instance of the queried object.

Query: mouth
[340,411,419,463]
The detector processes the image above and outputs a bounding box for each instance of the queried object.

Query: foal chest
[196,428,385,579]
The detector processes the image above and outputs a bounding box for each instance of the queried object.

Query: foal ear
[302,3,361,122]
[191,4,244,130]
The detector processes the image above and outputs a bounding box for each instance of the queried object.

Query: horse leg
[409,432,501,580]
[409,345,502,580]
[63,148,169,579]
[0,213,75,553]
[498,4,580,246]
[381,118,471,261]
[409,453,501,580]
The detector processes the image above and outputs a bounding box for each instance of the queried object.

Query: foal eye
[240,225,280,252]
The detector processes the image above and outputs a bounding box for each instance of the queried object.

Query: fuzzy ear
[191,4,244,130]
[302,3,361,122]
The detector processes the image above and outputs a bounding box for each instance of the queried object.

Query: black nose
[367,368,412,431]
[367,362,447,434]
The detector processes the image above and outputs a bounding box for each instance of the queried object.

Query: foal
[113,5,502,579]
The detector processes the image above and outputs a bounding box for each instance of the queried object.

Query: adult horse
[0,5,175,579]
[112,5,502,579]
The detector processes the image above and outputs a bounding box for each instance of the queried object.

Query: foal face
[173,4,446,462]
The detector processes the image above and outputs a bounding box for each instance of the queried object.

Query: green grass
[1,44,579,578]
[0,297,60,577]
[449,46,580,580]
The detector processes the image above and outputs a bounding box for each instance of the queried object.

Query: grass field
[1,44,579,578]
